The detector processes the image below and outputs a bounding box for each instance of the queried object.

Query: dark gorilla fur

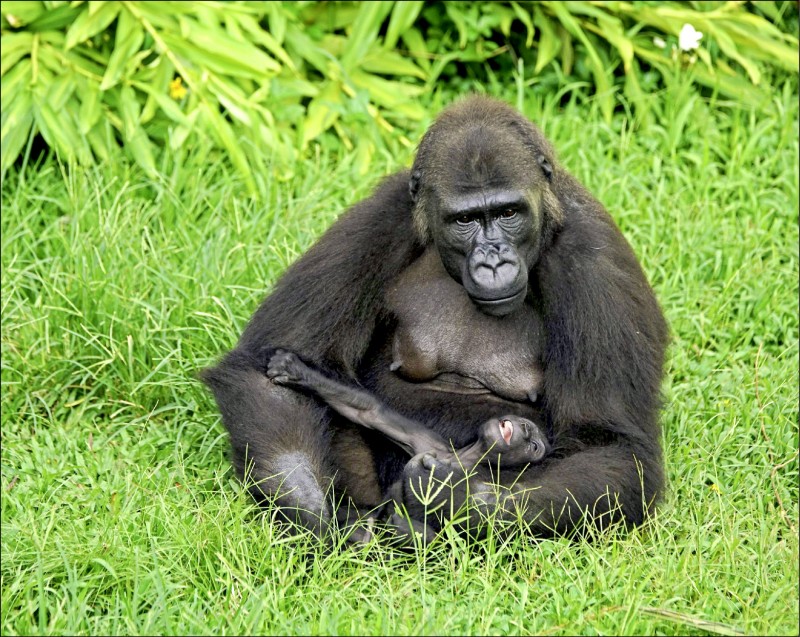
[202,96,669,541]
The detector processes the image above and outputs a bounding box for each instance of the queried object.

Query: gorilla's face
[410,102,555,317]
[431,187,538,317]
[479,415,549,464]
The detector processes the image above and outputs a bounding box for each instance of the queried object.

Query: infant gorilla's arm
[267,350,549,468]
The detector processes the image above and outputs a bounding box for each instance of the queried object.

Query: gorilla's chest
[386,249,544,403]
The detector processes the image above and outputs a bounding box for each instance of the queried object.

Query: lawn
[2,84,798,635]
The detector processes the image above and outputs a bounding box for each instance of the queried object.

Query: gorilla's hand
[396,452,499,535]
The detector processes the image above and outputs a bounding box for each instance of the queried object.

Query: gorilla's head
[409,96,562,316]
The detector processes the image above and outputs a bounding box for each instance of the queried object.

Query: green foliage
[428,1,799,120]
[1,1,798,189]
[0,1,429,190]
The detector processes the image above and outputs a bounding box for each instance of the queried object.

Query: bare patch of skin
[272,451,330,532]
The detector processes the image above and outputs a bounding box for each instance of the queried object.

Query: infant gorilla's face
[479,415,549,464]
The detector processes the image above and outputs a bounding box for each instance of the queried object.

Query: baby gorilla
[266,349,550,469]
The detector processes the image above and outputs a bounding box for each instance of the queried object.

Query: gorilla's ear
[536,154,553,182]
[409,169,421,203]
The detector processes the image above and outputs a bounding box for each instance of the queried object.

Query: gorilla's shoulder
[324,170,418,247]
[347,169,413,219]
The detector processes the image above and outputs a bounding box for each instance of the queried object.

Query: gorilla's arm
[202,172,422,535]
[398,175,668,535]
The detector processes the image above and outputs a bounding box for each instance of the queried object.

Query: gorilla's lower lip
[471,288,526,306]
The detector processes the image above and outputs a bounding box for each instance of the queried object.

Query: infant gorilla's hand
[266,349,308,386]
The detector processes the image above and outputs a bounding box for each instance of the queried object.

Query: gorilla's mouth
[470,287,527,312]
[499,419,514,445]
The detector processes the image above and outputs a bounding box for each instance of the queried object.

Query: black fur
[202,96,668,540]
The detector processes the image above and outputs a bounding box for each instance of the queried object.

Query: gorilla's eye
[455,215,474,225]
[499,209,517,219]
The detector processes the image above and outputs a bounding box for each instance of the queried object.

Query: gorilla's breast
[385,248,544,404]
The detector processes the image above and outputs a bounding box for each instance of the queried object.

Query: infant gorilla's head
[478,415,549,465]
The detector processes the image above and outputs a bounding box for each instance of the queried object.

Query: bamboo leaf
[749,1,779,21]
[1,59,32,112]
[267,2,287,44]
[511,2,535,47]
[65,1,119,49]
[0,89,33,177]
[100,6,144,90]
[208,76,253,126]
[234,12,296,71]
[78,79,102,134]
[592,15,633,70]
[722,21,799,71]
[172,17,281,76]
[133,81,191,127]
[350,70,426,105]
[341,2,393,70]
[85,118,113,162]
[400,27,431,73]
[1,2,45,28]
[284,24,331,74]
[385,1,424,49]
[88,2,108,17]
[1,32,34,77]
[118,85,141,141]
[126,125,157,176]
[495,5,516,38]
[302,81,344,148]
[159,31,276,81]
[45,74,76,110]
[361,48,427,80]
[533,7,561,74]
[634,44,770,108]
[353,138,375,177]
[710,26,761,85]
[546,1,613,121]
[64,95,94,164]
[139,56,174,124]
[444,3,469,49]
[26,3,81,32]
[33,99,80,162]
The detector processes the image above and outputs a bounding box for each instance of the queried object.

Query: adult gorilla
[203,96,668,541]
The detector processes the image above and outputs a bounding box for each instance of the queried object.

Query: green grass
[2,83,798,636]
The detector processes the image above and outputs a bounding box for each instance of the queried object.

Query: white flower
[653,36,666,49]
[678,23,703,51]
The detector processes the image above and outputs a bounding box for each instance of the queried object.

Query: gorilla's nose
[484,250,501,269]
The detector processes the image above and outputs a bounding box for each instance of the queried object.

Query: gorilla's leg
[202,351,334,537]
